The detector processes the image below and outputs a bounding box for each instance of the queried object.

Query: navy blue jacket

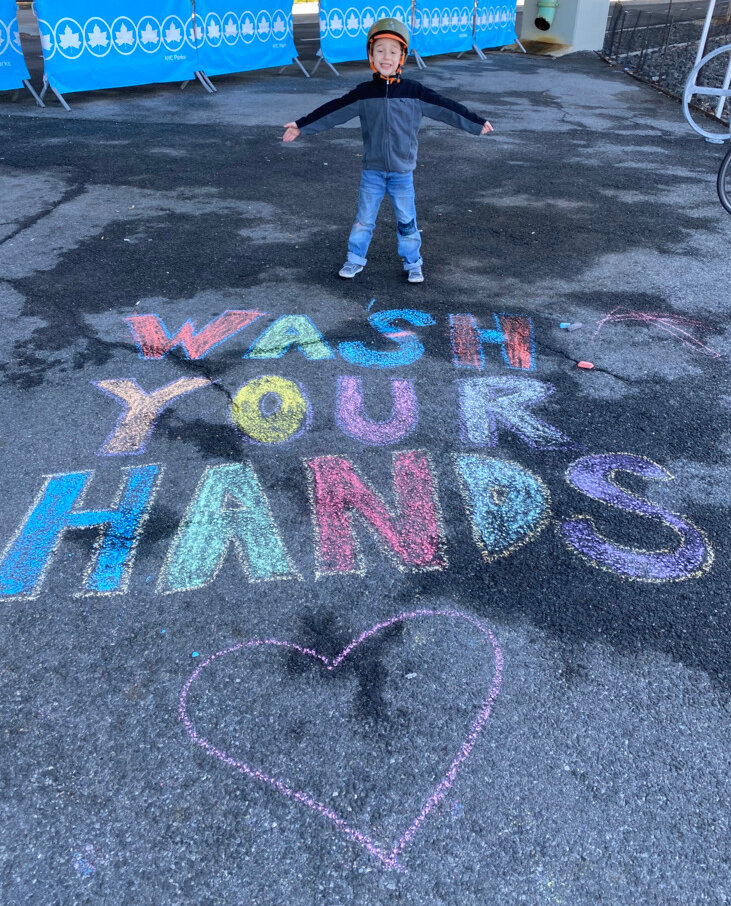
[296,74,487,173]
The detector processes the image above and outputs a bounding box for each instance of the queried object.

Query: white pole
[694,0,718,70]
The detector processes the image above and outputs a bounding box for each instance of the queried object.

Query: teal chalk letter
[245,315,334,360]
[158,463,298,591]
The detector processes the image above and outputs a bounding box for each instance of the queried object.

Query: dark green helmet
[367,17,410,53]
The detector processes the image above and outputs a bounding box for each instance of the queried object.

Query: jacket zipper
[384,80,390,171]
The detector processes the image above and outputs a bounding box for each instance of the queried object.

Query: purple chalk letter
[560,453,713,581]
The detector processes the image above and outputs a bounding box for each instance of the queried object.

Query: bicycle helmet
[367,17,410,83]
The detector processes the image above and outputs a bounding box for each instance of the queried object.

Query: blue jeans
[346,170,423,272]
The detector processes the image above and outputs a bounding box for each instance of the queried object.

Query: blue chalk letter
[0,465,160,598]
[339,309,436,368]
[456,456,550,561]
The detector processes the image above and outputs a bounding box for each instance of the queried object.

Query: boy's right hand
[283,122,300,142]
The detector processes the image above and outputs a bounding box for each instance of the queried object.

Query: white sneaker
[339,262,364,279]
[407,266,424,283]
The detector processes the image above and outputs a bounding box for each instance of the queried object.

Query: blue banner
[410,3,474,58]
[0,0,30,92]
[474,1,517,50]
[318,2,410,66]
[194,0,297,76]
[34,0,198,95]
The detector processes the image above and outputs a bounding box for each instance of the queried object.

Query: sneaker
[339,262,364,279]
[407,265,424,283]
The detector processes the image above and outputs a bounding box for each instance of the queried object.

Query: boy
[282,18,492,283]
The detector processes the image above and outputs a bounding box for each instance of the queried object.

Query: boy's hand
[481,120,494,135]
[283,122,301,142]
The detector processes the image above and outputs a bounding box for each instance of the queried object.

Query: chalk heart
[179,609,503,871]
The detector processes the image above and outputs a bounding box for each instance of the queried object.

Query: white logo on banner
[319,11,329,37]
[328,9,344,36]
[84,18,111,57]
[55,18,84,59]
[460,6,469,27]
[392,5,407,23]
[344,7,360,37]
[240,12,256,43]
[111,16,137,54]
[412,9,423,34]
[206,13,223,46]
[361,7,375,33]
[185,17,205,49]
[272,10,289,38]
[37,19,55,57]
[256,10,272,40]
[222,13,239,43]
[10,22,22,54]
[161,15,185,51]
[138,16,162,53]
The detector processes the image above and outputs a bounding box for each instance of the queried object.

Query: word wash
[0,308,714,598]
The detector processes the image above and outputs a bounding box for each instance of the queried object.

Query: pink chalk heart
[179,609,503,871]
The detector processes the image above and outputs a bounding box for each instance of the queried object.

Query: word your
[179,609,503,871]
[0,452,713,599]
[96,374,569,454]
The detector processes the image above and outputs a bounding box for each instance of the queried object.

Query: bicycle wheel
[718,147,731,215]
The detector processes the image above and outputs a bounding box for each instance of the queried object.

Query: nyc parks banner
[318,2,411,66]
[34,0,197,95]
[0,0,31,92]
[193,0,298,77]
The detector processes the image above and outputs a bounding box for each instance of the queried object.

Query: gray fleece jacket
[295,73,487,173]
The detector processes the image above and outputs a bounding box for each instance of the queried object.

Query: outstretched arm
[419,85,492,135]
[282,87,361,142]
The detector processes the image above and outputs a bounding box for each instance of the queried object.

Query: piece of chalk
[577,361,594,369]
[192,651,200,658]
[567,322,583,331]
[559,322,571,329]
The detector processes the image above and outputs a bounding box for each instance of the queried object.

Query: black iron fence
[602,0,731,122]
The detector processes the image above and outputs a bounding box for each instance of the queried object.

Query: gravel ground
[603,8,731,125]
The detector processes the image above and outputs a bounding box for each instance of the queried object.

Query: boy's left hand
[481,120,494,135]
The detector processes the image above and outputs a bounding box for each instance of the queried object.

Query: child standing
[283,18,492,283]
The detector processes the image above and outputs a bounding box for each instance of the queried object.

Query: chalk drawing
[158,462,300,593]
[592,306,720,359]
[559,453,714,581]
[307,451,446,576]
[95,377,211,455]
[455,455,551,561]
[336,376,418,445]
[179,608,503,871]
[245,315,335,360]
[230,375,312,444]
[73,844,104,878]
[450,314,535,371]
[125,310,263,359]
[0,465,161,598]
[338,309,436,368]
[458,376,571,449]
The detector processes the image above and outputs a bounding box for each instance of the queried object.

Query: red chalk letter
[308,451,446,575]
[450,313,534,371]
[125,310,264,359]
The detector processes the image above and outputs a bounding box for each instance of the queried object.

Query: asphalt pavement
[0,33,730,906]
